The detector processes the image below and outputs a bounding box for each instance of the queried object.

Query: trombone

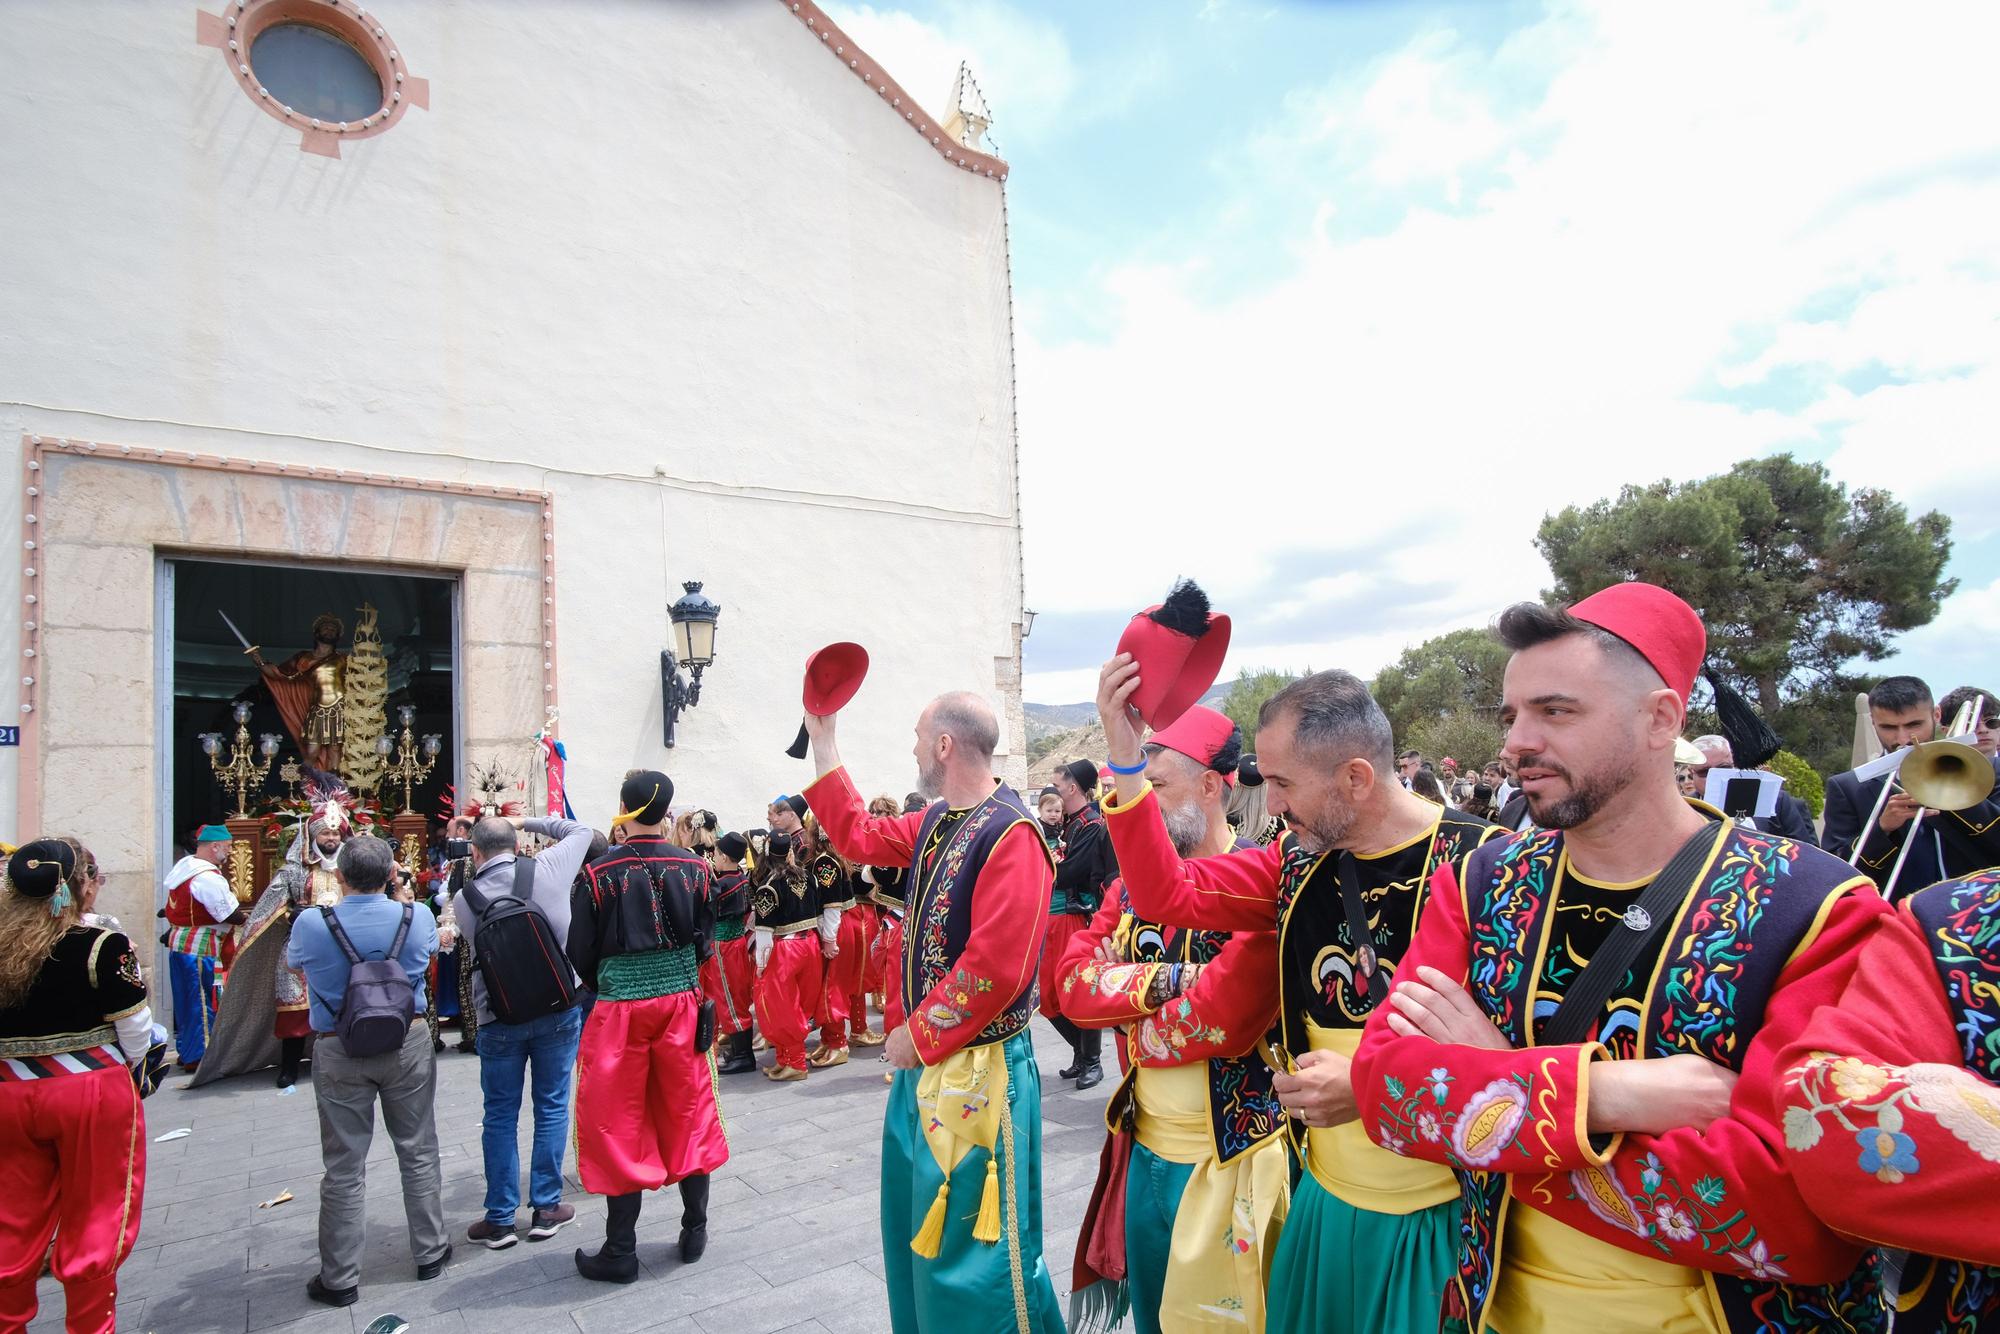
[1852,695,1992,900]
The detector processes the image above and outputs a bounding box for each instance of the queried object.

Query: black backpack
[320,903,417,1057]
[460,856,577,1026]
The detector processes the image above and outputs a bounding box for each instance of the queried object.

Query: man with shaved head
[799,691,1065,1333]
[1352,585,1891,1332]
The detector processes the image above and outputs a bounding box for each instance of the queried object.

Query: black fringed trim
[1147,579,1213,638]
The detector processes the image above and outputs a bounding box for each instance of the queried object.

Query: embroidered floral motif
[1904,1062,2000,1163]
[1566,1150,1766,1263]
[1377,1070,1537,1170]
[1854,1120,1919,1184]
[1728,1238,1789,1282]
[921,966,995,1033]
[1133,995,1226,1064]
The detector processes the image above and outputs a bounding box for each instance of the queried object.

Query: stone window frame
[197,0,429,159]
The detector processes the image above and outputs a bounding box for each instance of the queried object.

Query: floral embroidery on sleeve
[1566,1153,1777,1275]
[1375,1066,1537,1168]
[1786,1052,2000,1179]
[922,966,995,1033]
[1132,996,1226,1064]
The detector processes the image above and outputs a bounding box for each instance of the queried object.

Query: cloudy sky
[829,0,2000,705]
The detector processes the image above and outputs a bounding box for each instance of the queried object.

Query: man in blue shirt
[286,835,448,1308]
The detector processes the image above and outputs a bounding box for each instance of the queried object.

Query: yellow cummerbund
[1303,1021,1458,1214]
[1487,1200,1720,1334]
[1132,1063,1213,1165]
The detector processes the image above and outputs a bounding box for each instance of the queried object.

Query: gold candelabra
[200,701,281,818]
[375,704,442,815]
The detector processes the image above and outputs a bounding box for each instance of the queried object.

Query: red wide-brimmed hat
[787,642,871,758]
[1567,582,1705,703]
[1115,580,1231,730]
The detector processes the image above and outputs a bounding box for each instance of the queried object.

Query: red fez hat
[787,642,870,758]
[803,642,869,714]
[1566,582,1705,702]
[1115,580,1231,730]
[1148,705,1240,782]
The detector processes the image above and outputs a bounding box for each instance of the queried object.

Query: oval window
[250,22,383,122]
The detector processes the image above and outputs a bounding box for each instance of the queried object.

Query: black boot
[717,1031,756,1076]
[678,1174,710,1264]
[277,1036,306,1089]
[574,1193,641,1283]
[1050,1015,1084,1079]
[1072,1025,1104,1090]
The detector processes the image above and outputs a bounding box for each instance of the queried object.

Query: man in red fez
[1350,583,1892,1332]
[1054,706,1289,1333]
[1092,659,1503,1334]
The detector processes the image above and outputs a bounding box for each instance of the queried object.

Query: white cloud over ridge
[1008,0,2000,700]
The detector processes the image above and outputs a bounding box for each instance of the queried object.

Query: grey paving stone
[108,1018,1102,1326]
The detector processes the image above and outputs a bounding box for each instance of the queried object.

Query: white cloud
[822,2,1077,143]
[1019,0,2000,697]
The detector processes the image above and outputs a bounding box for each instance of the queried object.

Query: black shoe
[416,1242,453,1280]
[1058,1059,1083,1080]
[679,1226,708,1264]
[275,1070,295,1090]
[1074,1061,1104,1091]
[574,1245,639,1284]
[306,1276,358,1308]
[718,1032,756,1075]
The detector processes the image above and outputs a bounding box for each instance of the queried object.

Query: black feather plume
[1147,579,1214,638]
[1704,667,1783,769]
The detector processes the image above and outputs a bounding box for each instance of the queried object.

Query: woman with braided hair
[0,839,154,1332]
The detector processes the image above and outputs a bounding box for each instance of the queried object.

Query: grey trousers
[311,1023,449,1289]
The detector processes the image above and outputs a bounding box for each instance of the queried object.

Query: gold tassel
[911,1181,950,1258]
[972,1157,1002,1244]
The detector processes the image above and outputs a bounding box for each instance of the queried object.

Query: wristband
[1105,756,1147,776]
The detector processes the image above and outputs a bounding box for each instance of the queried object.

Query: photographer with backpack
[284,835,445,1308]
[456,812,597,1250]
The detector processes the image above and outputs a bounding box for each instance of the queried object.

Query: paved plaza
[34,1023,1104,1334]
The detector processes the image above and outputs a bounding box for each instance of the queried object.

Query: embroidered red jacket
[804,766,1050,1065]
[1779,873,2000,1269]
[1350,827,1888,1311]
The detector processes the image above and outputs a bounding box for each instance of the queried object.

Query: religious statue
[250,613,349,772]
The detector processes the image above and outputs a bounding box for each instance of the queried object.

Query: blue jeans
[476,1005,582,1223]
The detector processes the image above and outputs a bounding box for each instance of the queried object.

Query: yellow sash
[1487,1201,1721,1333]
[1132,1063,1290,1332]
[1302,1023,1458,1213]
[911,1044,1008,1255]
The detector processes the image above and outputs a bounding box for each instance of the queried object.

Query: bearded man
[1093,662,1500,1334]
[1352,584,1890,1332]
[1055,707,1289,1334]
[192,785,352,1088]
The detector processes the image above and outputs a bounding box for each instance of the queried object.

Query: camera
[444,837,472,860]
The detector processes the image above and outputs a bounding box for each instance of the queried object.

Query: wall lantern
[1022,608,1038,638]
[662,581,720,748]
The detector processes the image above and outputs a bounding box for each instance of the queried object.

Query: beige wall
[0,0,1028,930]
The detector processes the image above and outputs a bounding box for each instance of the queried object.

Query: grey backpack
[320,903,416,1056]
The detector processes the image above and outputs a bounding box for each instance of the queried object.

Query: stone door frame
[18,434,562,956]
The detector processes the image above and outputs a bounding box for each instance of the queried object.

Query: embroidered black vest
[1097,872,1282,1164]
[905,784,1052,1047]
[1444,826,1886,1334]
[1892,871,2000,1333]
[1272,809,1497,1064]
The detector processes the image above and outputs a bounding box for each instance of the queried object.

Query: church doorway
[161,556,459,860]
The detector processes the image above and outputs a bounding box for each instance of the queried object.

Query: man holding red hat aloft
[799,684,1065,1334]
[1042,757,1113,1091]
[1349,583,1891,1332]
[1055,706,1290,1334]
[1095,653,1501,1334]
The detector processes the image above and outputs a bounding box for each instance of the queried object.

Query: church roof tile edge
[778,0,1010,183]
